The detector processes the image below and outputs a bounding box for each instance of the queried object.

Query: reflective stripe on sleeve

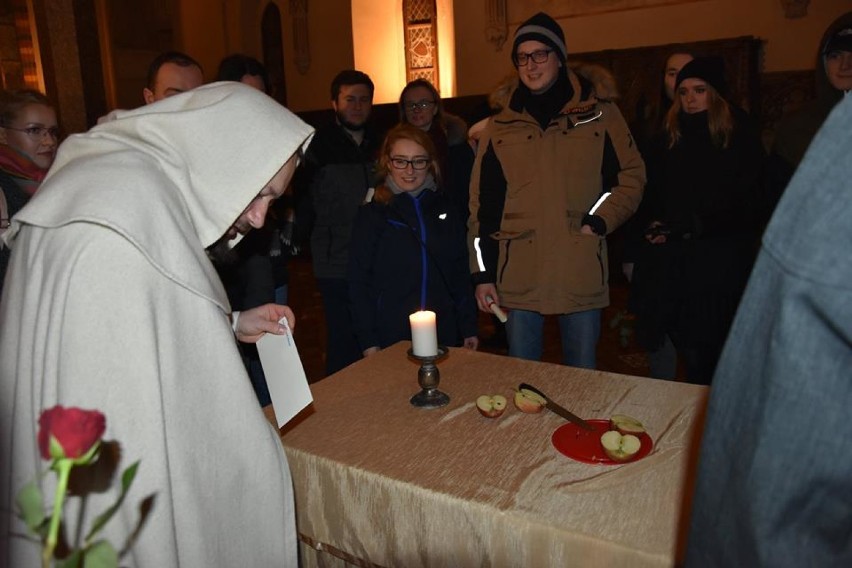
[474,237,486,272]
[588,192,611,215]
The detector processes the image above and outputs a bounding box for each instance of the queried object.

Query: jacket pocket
[491,228,536,297]
[564,233,606,297]
[492,130,538,198]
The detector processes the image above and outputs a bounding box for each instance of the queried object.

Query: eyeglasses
[514,49,553,67]
[404,101,435,111]
[3,125,60,139]
[390,157,430,170]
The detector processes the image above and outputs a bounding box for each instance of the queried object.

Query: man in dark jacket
[468,12,645,369]
[296,70,379,376]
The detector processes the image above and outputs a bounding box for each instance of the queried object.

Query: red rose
[38,406,106,460]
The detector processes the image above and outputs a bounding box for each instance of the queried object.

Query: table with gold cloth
[270,342,708,567]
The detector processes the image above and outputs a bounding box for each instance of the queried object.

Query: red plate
[551,419,654,465]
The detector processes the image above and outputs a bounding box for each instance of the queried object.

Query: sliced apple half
[513,388,546,413]
[600,430,642,462]
[610,414,646,436]
[476,395,507,418]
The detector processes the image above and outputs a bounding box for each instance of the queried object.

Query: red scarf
[0,144,48,196]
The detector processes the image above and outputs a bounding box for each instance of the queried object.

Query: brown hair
[0,89,54,128]
[398,79,444,127]
[373,124,440,204]
[665,81,733,149]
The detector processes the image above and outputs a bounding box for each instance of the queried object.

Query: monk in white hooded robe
[0,82,313,566]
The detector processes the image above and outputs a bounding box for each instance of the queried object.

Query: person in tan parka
[468,12,645,368]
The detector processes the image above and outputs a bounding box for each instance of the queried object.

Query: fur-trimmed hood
[488,62,619,111]
[469,62,619,140]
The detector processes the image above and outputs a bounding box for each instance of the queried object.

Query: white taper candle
[409,310,438,357]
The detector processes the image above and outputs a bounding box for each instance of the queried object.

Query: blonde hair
[373,124,441,204]
[665,82,733,149]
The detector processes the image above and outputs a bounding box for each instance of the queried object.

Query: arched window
[402,0,439,90]
[261,3,286,106]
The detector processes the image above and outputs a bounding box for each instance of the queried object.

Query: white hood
[5,82,314,310]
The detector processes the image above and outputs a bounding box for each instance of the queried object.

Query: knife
[519,383,595,431]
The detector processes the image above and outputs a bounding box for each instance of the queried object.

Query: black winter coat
[348,188,478,351]
[630,109,765,351]
[294,123,379,279]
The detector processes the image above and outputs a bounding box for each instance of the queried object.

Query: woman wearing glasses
[399,79,474,220]
[348,124,478,357]
[0,89,58,296]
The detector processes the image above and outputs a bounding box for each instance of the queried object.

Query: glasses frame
[390,157,431,171]
[403,101,436,111]
[514,49,554,67]
[2,125,60,140]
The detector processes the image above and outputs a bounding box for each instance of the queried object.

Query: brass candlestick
[407,346,449,408]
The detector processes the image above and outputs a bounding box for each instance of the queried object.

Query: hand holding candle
[409,310,438,356]
[486,296,508,323]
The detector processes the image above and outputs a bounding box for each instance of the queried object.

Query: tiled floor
[287,254,666,384]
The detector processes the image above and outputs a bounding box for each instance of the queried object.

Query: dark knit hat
[823,26,852,54]
[675,56,727,95]
[512,12,567,63]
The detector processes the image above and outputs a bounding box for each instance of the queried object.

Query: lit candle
[409,310,438,357]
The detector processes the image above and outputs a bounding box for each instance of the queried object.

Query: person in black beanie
[467,11,646,369]
[629,55,766,384]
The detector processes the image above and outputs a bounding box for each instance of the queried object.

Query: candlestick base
[407,346,450,408]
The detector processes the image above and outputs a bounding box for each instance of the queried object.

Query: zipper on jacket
[412,194,428,309]
[597,241,604,286]
[498,240,511,283]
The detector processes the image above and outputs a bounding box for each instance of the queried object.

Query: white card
[256,318,313,428]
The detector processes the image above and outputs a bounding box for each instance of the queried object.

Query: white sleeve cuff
[231,311,241,333]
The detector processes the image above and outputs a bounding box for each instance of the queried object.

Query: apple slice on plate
[600,430,642,462]
[476,395,507,418]
[610,414,645,436]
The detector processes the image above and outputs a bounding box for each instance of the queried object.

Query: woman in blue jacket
[348,124,478,356]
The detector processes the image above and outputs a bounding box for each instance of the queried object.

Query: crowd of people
[1,8,850,567]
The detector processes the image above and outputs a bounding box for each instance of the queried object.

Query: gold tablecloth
[274,343,708,567]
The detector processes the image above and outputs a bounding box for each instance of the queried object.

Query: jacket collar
[503,68,601,128]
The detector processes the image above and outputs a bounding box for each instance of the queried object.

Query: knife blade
[519,382,595,431]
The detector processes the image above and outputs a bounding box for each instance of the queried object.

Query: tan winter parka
[468,66,645,314]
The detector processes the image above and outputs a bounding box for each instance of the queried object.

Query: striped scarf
[0,144,48,196]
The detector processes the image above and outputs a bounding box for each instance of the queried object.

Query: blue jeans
[506,308,601,369]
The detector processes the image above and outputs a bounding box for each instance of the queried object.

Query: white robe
[1,83,314,566]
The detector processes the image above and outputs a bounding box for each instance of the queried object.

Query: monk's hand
[235,303,296,343]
